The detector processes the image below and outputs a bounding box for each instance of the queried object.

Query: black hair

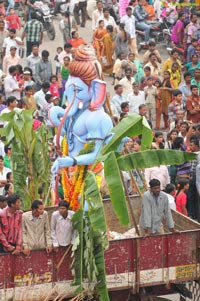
[172,137,184,150]
[183,72,191,79]
[4,144,11,154]
[176,178,189,197]
[106,25,113,33]
[64,43,72,49]
[31,200,43,210]
[50,75,57,82]
[41,82,50,89]
[4,183,11,193]
[149,179,160,187]
[172,89,182,97]
[7,194,20,207]
[8,65,17,74]
[59,200,69,209]
[6,172,12,182]
[114,84,122,90]
[41,50,49,57]
[0,195,6,202]
[191,85,198,91]
[121,102,129,109]
[25,85,34,92]
[7,96,17,106]
[165,183,175,194]
[190,139,199,147]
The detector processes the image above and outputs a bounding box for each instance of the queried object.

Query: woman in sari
[114,23,130,58]
[102,25,115,75]
[127,52,144,84]
[93,20,107,61]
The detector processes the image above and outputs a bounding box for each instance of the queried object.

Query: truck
[0,196,199,301]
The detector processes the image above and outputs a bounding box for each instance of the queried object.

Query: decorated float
[0,45,199,301]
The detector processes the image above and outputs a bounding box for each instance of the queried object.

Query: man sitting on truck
[139,179,176,237]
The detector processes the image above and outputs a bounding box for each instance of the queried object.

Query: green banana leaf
[117,149,197,171]
[84,171,107,233]
[101,114,153,155]
[104,151,129,226]
[93,235,109,301]
[71,207,84,291]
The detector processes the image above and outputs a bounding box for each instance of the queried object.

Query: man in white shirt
[4,66,22,100]
[127,82,145,113]
[2,46,20,74]
[2,28,23,57]
[118,68,135,96]
[111,84,127,115]
[92,0,103,30]
[121,6,139,59]
[51,201,75,250]
[34,82,50,120]
[145,165,170,191]
[97,8,117,31]
[26,45,41,81]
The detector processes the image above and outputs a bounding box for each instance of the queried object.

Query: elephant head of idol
[49,45,106,127]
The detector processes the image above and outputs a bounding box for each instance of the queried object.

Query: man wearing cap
[2,28,22,57]
[2,46,20,74]
[139,179,176,237]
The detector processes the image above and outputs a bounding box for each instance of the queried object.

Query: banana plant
[70,113,196,301]
[0,110,51,209]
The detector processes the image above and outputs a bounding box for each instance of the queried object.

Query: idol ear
[89,79,106,110]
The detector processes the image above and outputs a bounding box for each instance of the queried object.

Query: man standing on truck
[139,179,176,236]
[51,201,76,251]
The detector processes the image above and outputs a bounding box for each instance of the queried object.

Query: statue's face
[65,76,92,116]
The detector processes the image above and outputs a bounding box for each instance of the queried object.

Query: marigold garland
[61,139,96,211]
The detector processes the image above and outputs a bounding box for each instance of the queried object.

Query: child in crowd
[168,62,181,89]
[58,56,70,96]
[164,183,176,210]
[175,178,189,216]
[120,102,129,113]
[54,46,63,74]
[161,70,174,129]
[22,85,36,110]
[168,89,184,123]
[144,77,157,127]
[5,8,21,30]
[49,75,60,98]
[4,183,13,197]
[154,79,162,130]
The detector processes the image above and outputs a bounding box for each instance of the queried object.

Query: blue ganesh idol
[49,45,113,173]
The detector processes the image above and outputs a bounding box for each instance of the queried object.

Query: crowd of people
[0,0,199,254]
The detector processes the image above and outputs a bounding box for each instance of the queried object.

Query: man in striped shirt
[21,11,43,57]
[0,194,22,254]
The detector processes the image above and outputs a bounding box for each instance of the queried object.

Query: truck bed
[0,197,199,301]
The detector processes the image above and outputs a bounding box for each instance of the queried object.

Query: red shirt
[0,207,23,251]
[176,192,188,216]
[6,14,21,30]
[49,82,60,98]
[186,95,200,123]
